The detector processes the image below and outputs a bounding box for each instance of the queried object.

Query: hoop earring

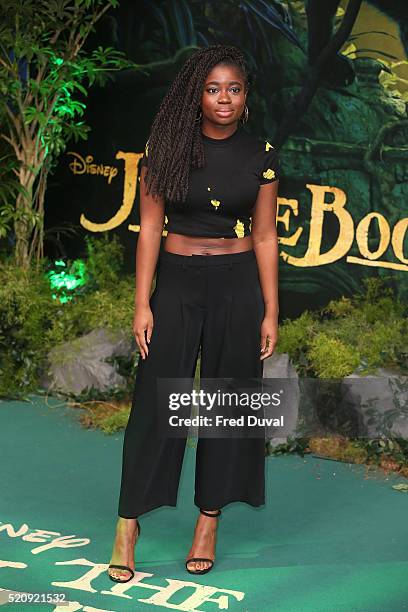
[240,104,249,123]
[195,109,203,123]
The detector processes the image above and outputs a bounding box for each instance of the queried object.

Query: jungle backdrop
[44,0,408,318]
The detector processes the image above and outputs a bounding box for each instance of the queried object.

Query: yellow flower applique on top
[233,219,245,238]
[263,168,276,180]
[207,187,221,211]
[262,141,276,180]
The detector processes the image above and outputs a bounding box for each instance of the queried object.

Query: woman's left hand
[260,315,278,360]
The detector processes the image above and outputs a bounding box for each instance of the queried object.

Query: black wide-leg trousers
[118,248,266,518]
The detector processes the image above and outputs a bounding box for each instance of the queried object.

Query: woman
[108,44,280,581]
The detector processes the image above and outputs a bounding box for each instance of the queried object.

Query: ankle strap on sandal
[200,508,221,517]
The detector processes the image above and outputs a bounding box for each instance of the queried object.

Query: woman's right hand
[133,304,154,360]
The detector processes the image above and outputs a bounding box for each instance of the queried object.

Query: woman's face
[201,63,247,127]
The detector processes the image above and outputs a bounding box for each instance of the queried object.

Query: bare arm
[133,165,165,359]
[251,180,279,359]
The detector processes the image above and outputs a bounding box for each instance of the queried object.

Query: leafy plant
[0,255,56,396]
[0,0,135,268]
[0,149,24,238]
[0,231,136,397]
[308,333,360,378]
[277,277,408,377]
[84,232,125,291]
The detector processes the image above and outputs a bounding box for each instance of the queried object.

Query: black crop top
[139,123,280,239]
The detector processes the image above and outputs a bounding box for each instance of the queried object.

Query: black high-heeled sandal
[185,509,222,575]
[108,519,141,583]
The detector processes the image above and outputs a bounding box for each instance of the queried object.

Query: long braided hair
[143,45,251,205]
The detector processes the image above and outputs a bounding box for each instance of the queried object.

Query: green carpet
[0,395,407,611]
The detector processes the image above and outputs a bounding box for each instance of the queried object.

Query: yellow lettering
[108,167,118,184]
[276,197,303,246]
[280,184,354,267]
[355,212,390,260]
[67,152,86,175]
[67,152,118,185]
[81,151,141,232]
[391,218,408,265]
